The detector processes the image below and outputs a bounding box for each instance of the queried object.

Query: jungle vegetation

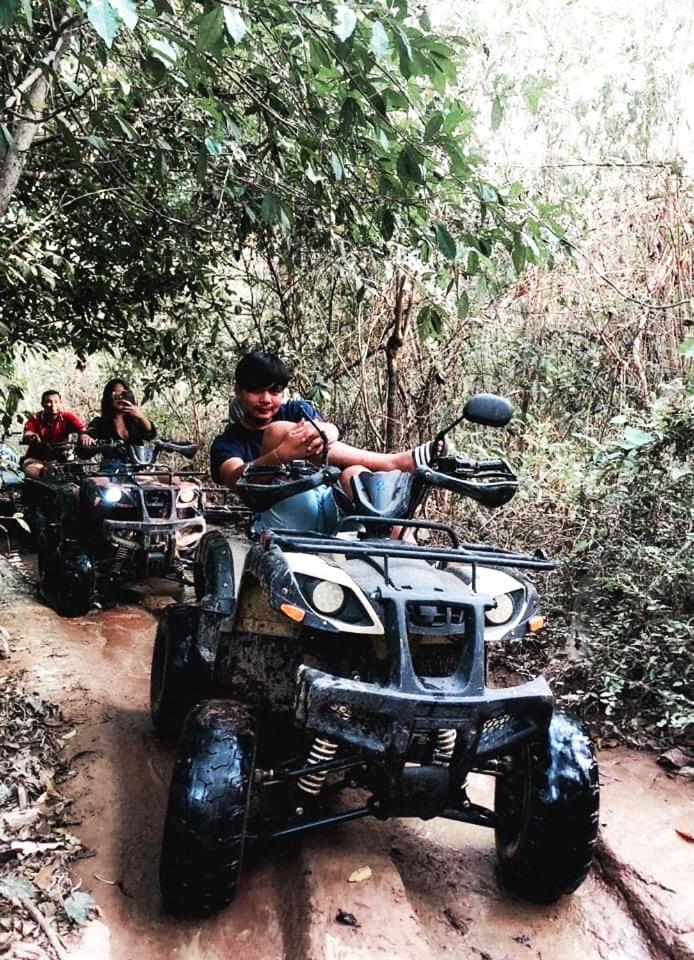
[1,0,692,742]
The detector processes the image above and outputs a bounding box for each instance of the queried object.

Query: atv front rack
[263,518,555,590]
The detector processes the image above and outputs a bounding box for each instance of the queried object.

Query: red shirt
[24,410,86,444]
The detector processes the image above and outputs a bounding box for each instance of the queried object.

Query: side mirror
[463,393,513,427]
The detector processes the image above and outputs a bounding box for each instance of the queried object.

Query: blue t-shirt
[210,399,321,483]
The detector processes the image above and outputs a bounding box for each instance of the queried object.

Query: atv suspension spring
[110,545,131,578]
[432,728,457,766]
[297,737,339,796]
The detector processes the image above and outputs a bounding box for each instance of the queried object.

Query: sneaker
[412,436,448,468]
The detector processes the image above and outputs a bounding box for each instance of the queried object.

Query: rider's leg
[259,422,433,474]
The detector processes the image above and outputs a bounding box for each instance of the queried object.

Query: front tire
[495,711,599,902]
[159,699,255,915]
[40,537,94,618]
[150,603,209,739]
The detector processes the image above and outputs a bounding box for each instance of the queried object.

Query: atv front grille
[407,601,466,630]
[143,489,172,519]
[478,712,539,755]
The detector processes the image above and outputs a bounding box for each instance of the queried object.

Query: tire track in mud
[0,556,665,960]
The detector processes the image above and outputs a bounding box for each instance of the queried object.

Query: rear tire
[159,699,255,915]
[495,711,599,902]
[150,603,208,739]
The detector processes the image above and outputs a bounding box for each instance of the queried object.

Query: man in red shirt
[22,390,93,478]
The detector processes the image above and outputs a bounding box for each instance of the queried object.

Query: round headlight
[103,485,123,504]
[311,580,346,616]
[178,485,197,504]
[485,592,515,626]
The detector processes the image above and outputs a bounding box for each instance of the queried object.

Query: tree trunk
[385,273,412,451]
[0,18,77,219]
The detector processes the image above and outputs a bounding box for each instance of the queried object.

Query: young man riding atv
[210,351,443,531]
[21,389,94,478]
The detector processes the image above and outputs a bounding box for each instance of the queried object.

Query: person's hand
[276,420,325,461]
[114,397,143,420]
[79,433,95,446]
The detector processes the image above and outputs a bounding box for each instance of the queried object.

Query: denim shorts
[253,486,339,536]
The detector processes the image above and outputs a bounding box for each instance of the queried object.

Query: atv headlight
[485,592,516,626]
[103,485,123,504]
[311,580,346,616]
[177,485,197,504]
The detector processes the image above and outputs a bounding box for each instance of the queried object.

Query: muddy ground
[0,549,692,960]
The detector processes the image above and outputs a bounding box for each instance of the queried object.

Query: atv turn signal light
[528,615,545,633]
[280,603,306,623]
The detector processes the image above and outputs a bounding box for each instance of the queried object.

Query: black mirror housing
[463,394,513,427]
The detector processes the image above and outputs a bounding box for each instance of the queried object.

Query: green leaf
[491,96,503,131]
[512,234,525,274]
[197,6,224,52]
[0,0,19,28]
[333,4,357,42]
[109,0,138,31]
[330,151,345,181]
[434,223,456,260]
[396,145,424,185]
[63,891,96,925]
[261,193,280,223]
[86,134,107,151]
[678,338,694,359]
[0,876,36,900]
[457,291,469,319]
[114,114,137,140]
[620,426,659,450]
[20,0,31,30]
[417,305,444,342]
[424,111,443,139]
[223,5,246,43]
[148,37,179,66]
[87,0,119,48]
[204,136,223,157]
[370,20,389,56]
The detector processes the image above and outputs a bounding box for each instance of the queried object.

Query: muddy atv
[30,439,205,617]
[152,394,599,915]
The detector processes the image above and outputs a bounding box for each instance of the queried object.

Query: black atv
[29,438,205,617]
[151,394,599,915]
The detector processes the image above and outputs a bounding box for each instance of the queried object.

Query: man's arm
[64,410,95,446]
[218,448,283,491]
[22,414,40,444]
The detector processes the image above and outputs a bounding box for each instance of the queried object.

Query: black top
[210,399,320,483]
[86,414,157,444]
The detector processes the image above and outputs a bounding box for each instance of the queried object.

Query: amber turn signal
[280,603,306,623]
[528,615,545,633]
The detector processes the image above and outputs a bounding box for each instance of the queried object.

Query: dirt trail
[1,558,691,960]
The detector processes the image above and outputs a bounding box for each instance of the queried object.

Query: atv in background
[0,441,23,521]
[151,395,599,915]
[29,438,205,617]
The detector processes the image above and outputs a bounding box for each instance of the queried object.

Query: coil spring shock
[110,544,131,579]
[297,737,339,796]
[432,728,456,766]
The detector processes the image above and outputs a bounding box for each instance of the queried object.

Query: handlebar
[236,461,342,512]
[419,456,518,508]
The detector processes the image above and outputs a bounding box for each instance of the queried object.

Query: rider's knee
[260,420,293,452]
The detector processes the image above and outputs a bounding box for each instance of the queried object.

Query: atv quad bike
[29,438,205,617]
[152,394,599,915]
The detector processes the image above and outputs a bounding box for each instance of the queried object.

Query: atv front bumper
[103,516,205,553]
[296,666,553,764]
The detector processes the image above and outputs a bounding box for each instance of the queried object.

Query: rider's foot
[411,437,448,469]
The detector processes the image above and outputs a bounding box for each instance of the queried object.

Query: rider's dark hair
[101,378,135,418]
[41,389,60,404]
[235,352,289,391]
